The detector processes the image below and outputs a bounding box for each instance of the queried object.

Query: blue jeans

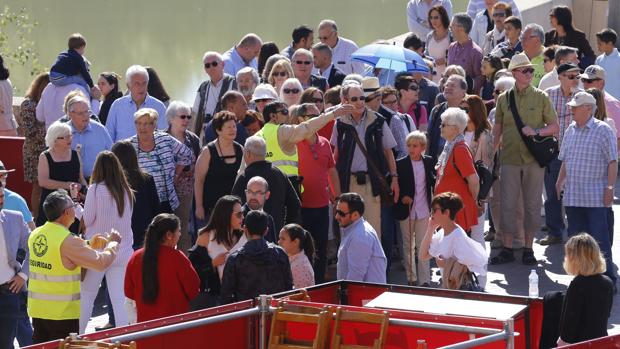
[381,204,397,275]
[0,291,19,349]
[301,206,329,284]
[16,292,32,347]
[544,157,565,237]
[49,71,91,92]
[565,206,616,283]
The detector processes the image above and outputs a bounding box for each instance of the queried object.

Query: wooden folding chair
[268,303,331,349]
[282,289,311,302]
[330,307,390,349]
[58,336,137,349]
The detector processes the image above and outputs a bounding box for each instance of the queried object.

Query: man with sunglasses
[539,63,581,246]
[291,49,327,92]
[538,46,579,91]
[193,51,237,138]
[481,2,513,55]
[579,65,620,139]
[335,192,387,283]
[317,19,364,75]
[490,53,559,266]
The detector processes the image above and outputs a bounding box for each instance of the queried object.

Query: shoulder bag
[350,129,394,205]
[451,143,495,201]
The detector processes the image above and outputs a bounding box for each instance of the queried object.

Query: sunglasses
[581,78,600,84]
[178,114,192,120]
[349,96,366,102]
[277,109,289,115]
[335,209,350,217]
[515,68,535,74]
[255,98,272,103]
[408,85,419,91]
[441,123,456,128]
[272,71,287,77]
[283,88,300,94]
[563,75,579,80]
[312,98,324,103]
[204,61,219,69]
[492,12,506,17]
[295,60,312,65]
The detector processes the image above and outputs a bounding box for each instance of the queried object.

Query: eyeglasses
[56,135,73,140]
[232,211,244,219]
[312,98,324,103]
[204,61,219,69]
[272,71,287,77]
[255,98,272,103]
[515,68,535,75]
[295,60,312,65]
[581,78,600,84]
[335,209,351,217]
[283,88,300,94]
[440,123,456,128]
[245,189,266,196]
[277,109,289,115]
[408,85,419,91]
[492,12,506,17]
[349,96,366,102]
[178,114,192,120]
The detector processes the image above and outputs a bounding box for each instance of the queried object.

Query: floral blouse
[289,251,315,289]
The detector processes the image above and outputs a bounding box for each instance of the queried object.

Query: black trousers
[32,317,79,344]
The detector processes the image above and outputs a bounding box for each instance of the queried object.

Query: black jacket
[309,74,328,92]
[231,160,301,234]
[393,155,435,220]
[242,204,277,243]
[195,74,237,134]
[544,29,596,70]
[50,49,94,87]
[187,245,221,296]
[219,238,293,304]
[131,174,161,250]
[327,65,346,88]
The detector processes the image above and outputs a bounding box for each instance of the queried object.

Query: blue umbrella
[351,44,430,74]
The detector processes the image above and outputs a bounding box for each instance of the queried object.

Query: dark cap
[556,63,580,75]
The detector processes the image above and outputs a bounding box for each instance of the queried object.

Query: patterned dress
[20,98,46,182]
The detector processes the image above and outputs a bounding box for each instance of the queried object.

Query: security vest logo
[33,235,49,258]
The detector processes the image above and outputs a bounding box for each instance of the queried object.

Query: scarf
[436,133,465,182]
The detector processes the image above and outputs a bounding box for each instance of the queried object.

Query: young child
[50,33,96,95]
[278,223,315,289]
[394,131,435,286]
[480,55,504,102]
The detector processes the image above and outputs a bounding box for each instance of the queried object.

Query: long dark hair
[464,95,491,141]
[282,223,315,263]
[100,72,121,99]
[258,42,280,76]
[111,141,149,190]
[142,214,180,303]
[482,55,503,82]
[0,55,9,80]
[145,66,170,103]
[90,151,135,216]
[551,6,575,32]
[201,195,242,247]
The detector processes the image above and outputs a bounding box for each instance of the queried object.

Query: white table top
[364,292,527,320]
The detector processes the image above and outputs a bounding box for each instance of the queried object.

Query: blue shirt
[203,120,248,146]
[3,188,33,223]
[223,46,257,77]
[69,120,113,177]
[337,218,387,283]
[105,94,168,142]
[596,48,620,100]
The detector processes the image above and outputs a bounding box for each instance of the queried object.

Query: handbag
[451,144,495,201]
[350,129,394,205]
[508,91,558,168]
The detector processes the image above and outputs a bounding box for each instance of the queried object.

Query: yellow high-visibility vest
[28,222,81,320]
[256,123,299,176]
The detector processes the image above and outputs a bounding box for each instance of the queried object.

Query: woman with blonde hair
[556,233,613,346]
[268,59,294,93]
[79,151,135,333]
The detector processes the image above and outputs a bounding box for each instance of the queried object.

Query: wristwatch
[390,173,398,178]
[606,185,615,190]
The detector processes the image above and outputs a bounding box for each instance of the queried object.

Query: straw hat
[507,53,535,71]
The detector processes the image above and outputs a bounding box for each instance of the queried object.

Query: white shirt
[207,232,248,281]
[596,48,620,100]
[0,223,15,284]
[36,83,101,129]
[192,78,224,119]
[538,68,559,91]
[407,0,453,39]
[428,225,487,275]
[471,10,490,49]
[466,0,520,19]
[332,37,364,75]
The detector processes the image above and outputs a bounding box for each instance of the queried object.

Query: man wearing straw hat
[490,53,559,266]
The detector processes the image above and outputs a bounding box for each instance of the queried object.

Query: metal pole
[105,307,261,343]
[504,318,515,349]
[388,318,502,336]
[436,331,510,349]
[258,295,271,349]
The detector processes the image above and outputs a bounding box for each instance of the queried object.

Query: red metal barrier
[0,136,32,205]
[563,333,620,348]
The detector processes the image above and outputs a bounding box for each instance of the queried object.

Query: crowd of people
[0,0,619,347]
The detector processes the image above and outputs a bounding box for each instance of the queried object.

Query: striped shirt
[545,86,579,146]
[559,117,618,207]
[130,132,194,210]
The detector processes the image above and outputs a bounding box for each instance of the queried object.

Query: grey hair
[342,74,364,85]
[202,51,224,63]
[237,67,260,85]
[262,54,289,81]
[340,82,363,100]
[441,107,469,133]
[554,46,579,65]
[280,78,303,95]
[42,189,72,222]
[494,76,516,92]
[66,95,91,113]
[448,74,468,91]
[318,19,338,32]
[290,103,315,118]
[452,13,473,34]
[312,42,333,59]
[292,48,313,61]
[165,100,192,123]
[244,135,267,158]
[444,65,467,78]
[247,176,269,191]
[126,65,149,84]
[522,23,545,43]
[238,33,262,48]
[45,122,72,148]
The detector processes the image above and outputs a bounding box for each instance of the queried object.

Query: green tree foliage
[0,6,44,79]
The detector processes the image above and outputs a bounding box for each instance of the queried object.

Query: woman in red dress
[433,107,480,233]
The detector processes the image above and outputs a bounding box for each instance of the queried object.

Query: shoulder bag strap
[508,90,529,144]
[350,128,389,187]
[451,142,472,183]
